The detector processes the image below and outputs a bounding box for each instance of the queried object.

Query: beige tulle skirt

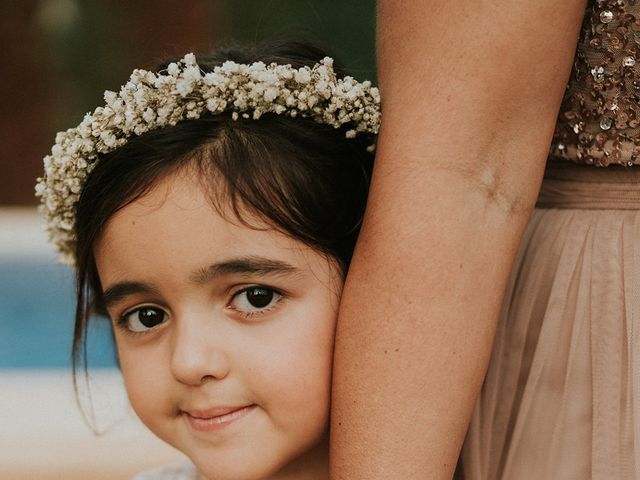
[459,162,640,479]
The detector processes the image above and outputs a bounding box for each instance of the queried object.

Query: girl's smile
[94,167,341,480]
[183,405,257,432]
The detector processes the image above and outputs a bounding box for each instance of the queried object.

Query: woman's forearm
[329,1,587,478]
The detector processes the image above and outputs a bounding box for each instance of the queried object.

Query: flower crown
[35,53,381,265]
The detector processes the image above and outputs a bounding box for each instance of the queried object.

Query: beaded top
[552,0,640,167]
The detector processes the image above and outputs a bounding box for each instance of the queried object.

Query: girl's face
[94,168,342,480]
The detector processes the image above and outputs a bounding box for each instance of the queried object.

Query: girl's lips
[183,404,256,432]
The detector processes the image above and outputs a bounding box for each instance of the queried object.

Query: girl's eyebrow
[102,282,161,310]
[102,256,300,310]
[189,256,300,284]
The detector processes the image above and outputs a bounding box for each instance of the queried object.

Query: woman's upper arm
[376,0,588,206]
[330,1,587,479]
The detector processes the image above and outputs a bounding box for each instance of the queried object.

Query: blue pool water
[0,259,117,369]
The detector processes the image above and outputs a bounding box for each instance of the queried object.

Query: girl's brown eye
[229,286,283,316]
[122,306,167,332]
[246,287,274,308]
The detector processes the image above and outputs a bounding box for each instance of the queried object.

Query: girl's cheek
[266,321,334,402]
[117,342,166,409]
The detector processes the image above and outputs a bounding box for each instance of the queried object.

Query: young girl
[36,41,379,480]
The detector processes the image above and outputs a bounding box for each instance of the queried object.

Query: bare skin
[330,1,588,479]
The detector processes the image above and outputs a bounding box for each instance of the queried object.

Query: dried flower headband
[35,53,381,265]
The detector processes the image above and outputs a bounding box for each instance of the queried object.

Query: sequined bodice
[552,0,640,167]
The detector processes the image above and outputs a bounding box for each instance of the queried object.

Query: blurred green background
[1,0,376,205]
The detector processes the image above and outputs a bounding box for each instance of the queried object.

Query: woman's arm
[330,1,587,478]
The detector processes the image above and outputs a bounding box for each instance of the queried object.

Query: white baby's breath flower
[143,107,156,123]
[264,87,279,102]
[186,109,200,120]
[206,98,225,112]
[51,144,63,157]
[183,65,202,83]
[248,61,266,73]
[203,72,225,86]
[59,220,73,231]
[35,182,46,197]
[221,61,240,74]
[176,78,194,97]
[167,62,180,76]
[104,90,118,105]
[294,68,311,84]
[133,87,147,106]
[233,92,249,109]
[124,107,137,130]
[100,131,118,148]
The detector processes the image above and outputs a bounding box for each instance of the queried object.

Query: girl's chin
[193,462,277,480]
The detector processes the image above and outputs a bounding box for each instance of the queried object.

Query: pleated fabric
[459,162,640,480]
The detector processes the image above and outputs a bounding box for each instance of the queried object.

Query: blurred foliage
[41,0,130,130]
[1,0,375,205]
[45,0,376,132]
[216,0,376,80]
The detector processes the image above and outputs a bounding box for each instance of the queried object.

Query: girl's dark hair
[72,40,374,380]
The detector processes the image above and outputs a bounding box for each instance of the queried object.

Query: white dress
[131,462,200,480]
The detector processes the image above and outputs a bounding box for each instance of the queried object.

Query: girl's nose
[170,316,230,386]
